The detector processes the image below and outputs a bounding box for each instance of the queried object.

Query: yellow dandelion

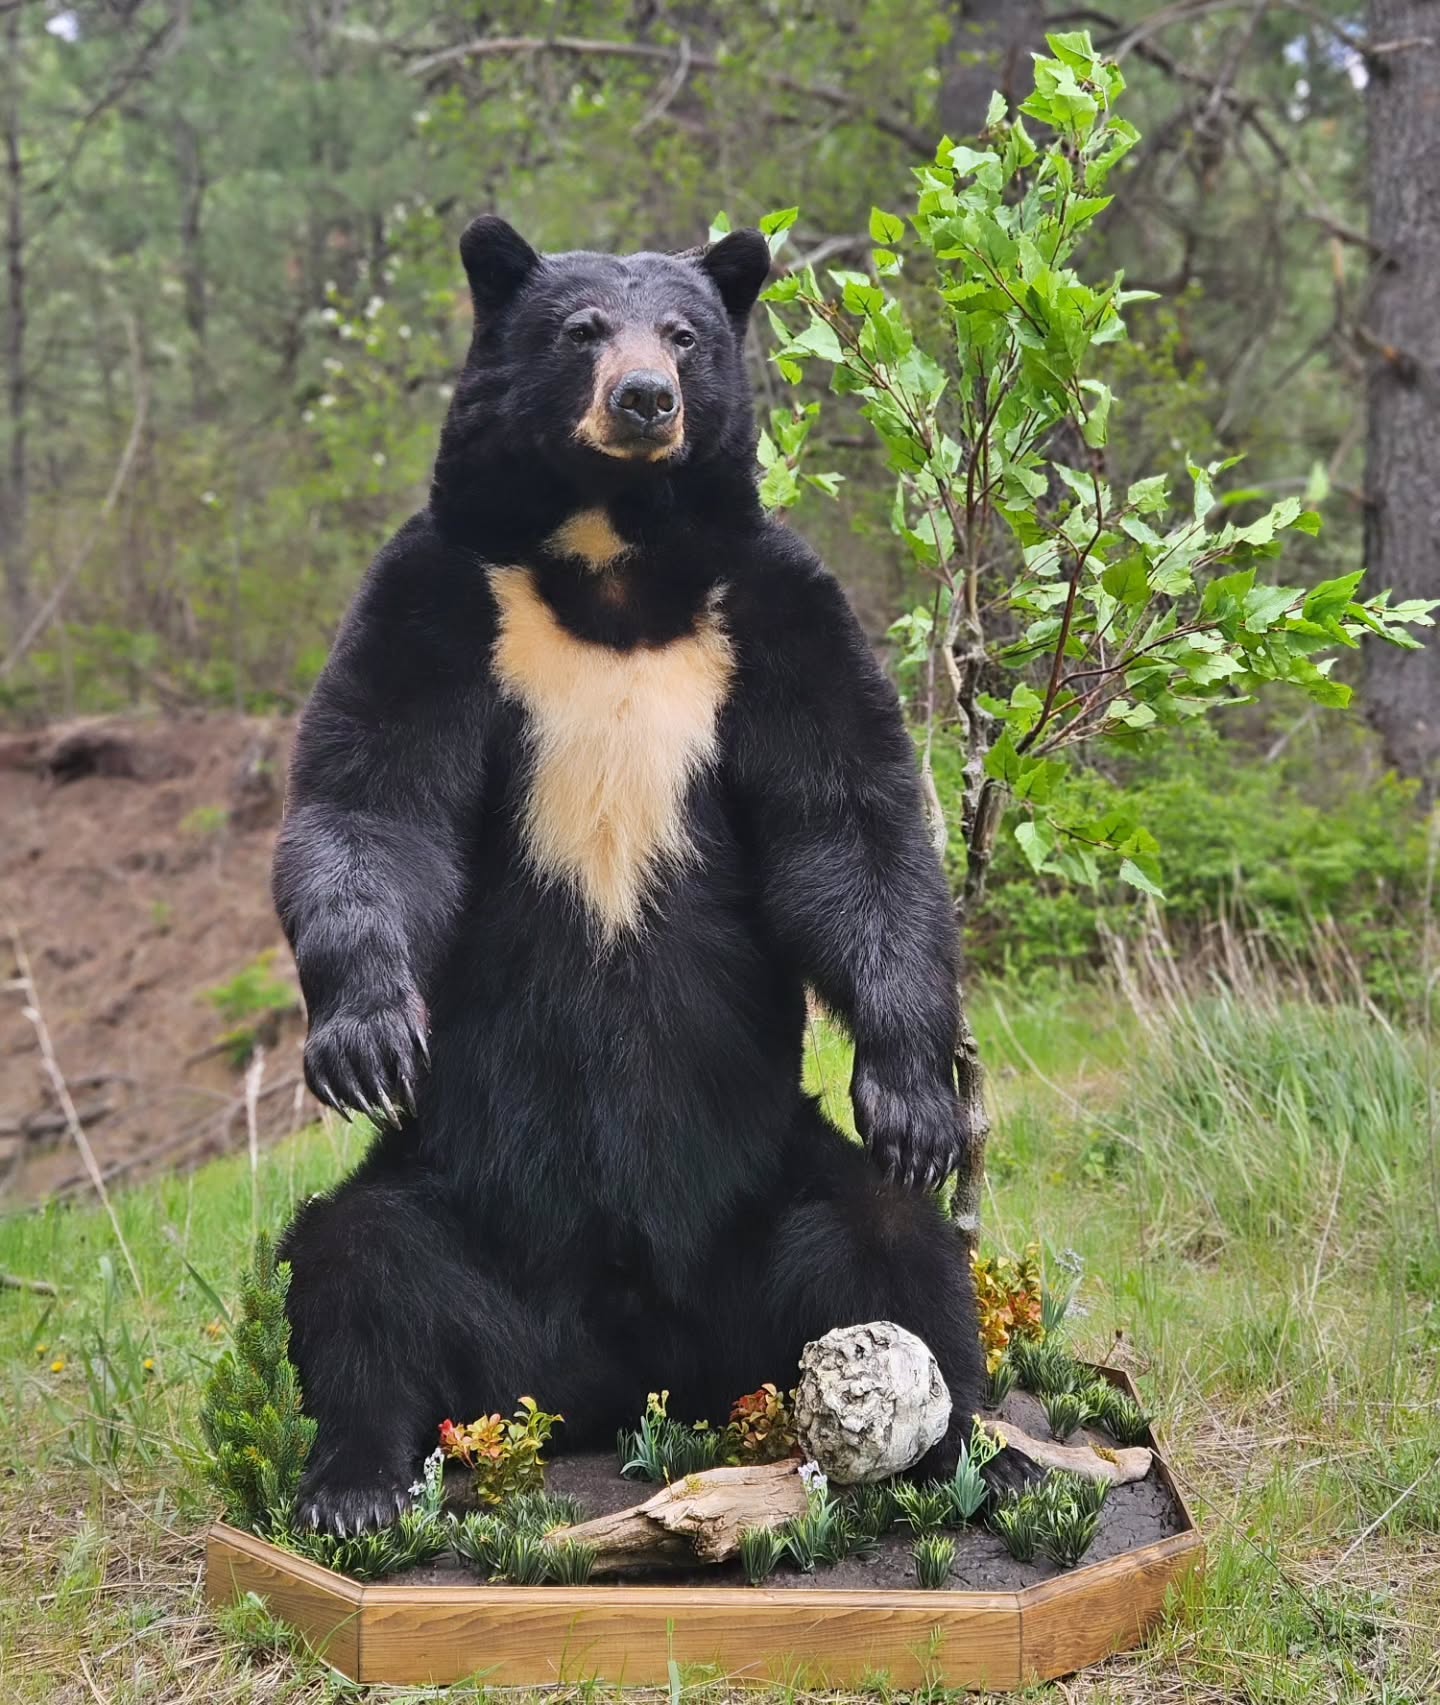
[143,1357,156,1373]
[35,1343,48,1357]
[50,1358,66,1374]
[203,1320,224,1340]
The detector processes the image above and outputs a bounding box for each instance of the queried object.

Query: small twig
[1305,1130,1349,1310]
[1316,1452,1440,1584]
[631,33,691,134]
[0,1100,114,1138]
[243,1047,264,1235]
[48,1074,303,1197]
[784,232,870,272]
[6,919,145,1298]
[1366,35,1434,56]
[1,1271,56,1295]
[1263,707,1317,764]
[77,1652,110,1705]
[0,310,149,678]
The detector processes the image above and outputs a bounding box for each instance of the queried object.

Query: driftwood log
[978,1415,1153,1486]
[549,1460,807,1571]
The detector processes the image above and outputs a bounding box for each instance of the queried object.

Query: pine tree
[200,1231,315,1535]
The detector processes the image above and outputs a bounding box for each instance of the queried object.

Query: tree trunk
[1363,6,1440,798]
[939,0,1049,135]
[1,7,29,641]
[174,115,212,414]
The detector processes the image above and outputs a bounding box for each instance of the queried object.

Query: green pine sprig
[199,1231,315,1536]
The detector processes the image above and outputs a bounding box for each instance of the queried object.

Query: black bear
[275,217,986,1535]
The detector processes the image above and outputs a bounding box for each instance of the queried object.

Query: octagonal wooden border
[205,1372,1202,1690]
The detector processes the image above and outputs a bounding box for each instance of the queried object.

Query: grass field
[2,974,1438,1703]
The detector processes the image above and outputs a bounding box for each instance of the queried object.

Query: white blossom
[798,1460,828,1495]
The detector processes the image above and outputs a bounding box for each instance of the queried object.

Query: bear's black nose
[608,369,679,429]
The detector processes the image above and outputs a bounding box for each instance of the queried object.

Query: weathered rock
[793,1320,951,1484]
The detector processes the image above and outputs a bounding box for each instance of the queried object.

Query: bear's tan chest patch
[488,566,734,937]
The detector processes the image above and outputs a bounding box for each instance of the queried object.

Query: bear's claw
[295,1465,417,1538]
[303,1000,428,1130]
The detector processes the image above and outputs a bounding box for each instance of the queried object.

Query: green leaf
[1101,553,1149,606]
[1014,819,1054,873]
[792,317,844,363]
[1241,583,1300,632]
[985,89,1008,128]
[984,728,1022,785]
[758,461,799,511]
[759,207,799,257]
[1201,567,1256,618]
[1303,570,1365,622]
[1079,378,1112,448]
[869,206,905,245]
[1046,31,1101,75]
[1118,857,1165,900]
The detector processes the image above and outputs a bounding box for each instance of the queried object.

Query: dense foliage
[764,32,1432,915]
[2,3,1429,997]
[0,2,1381,713]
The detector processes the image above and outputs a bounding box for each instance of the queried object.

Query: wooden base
[205,1374,1203,1690]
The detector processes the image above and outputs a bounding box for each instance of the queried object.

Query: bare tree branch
[399,33,932,156]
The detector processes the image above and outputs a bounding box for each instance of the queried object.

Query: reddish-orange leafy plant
[727,1383,799,1462]
[438,1396,562,1505]
[972,1244,1044,1372]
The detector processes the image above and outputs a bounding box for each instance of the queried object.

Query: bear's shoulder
[336,512,499,651]
[315,510,502,715]
[722,517,864,658]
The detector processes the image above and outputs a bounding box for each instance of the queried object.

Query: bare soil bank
[1,714,311,1203]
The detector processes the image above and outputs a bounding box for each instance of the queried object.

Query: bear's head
[435,217,772,511]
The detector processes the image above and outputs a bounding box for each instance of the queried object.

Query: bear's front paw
[304,995,429,1129]
[295,1458,417,1538]
[851,1053,963,1193]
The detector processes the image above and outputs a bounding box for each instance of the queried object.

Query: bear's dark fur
[275,218,987,1535]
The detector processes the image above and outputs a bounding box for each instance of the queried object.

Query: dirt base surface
[394,1432,1185,1592]
[0,713,313,1204]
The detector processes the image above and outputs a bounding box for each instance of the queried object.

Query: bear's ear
[459,215,541,319]
[696,228,772,325]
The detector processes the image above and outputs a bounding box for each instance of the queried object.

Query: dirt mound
[0,714,318,1205]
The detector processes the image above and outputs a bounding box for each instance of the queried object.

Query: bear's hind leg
[280,1171,599,1535]
[710,1138,989,1477]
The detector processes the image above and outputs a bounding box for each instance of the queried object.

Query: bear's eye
[671,328,697,351]
[563,311,606,346]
